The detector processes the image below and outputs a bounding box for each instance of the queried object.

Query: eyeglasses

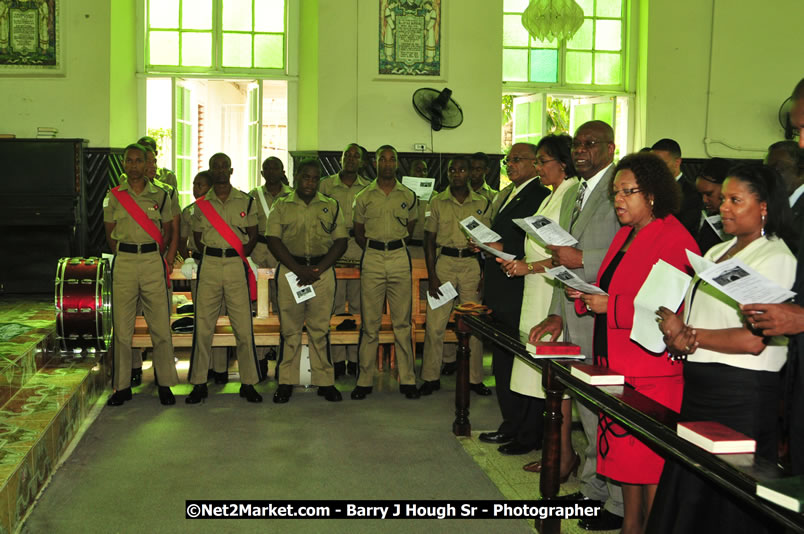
[536,158,557,166]
[502,156,536,165]
[611,187,642,198]
[571,140,604,151]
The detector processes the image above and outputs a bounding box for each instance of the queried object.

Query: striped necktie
[569,180,588,231]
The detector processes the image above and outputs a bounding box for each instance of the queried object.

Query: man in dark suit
[743,78,804,475]
[652,138,702,237]
[766,140,803,252]
[530,120,624,531]
[477,142,549,455]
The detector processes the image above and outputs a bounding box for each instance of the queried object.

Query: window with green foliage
[146,0,286,72]
[502,0,625,88]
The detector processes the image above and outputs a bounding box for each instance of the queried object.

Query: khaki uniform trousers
[112,251,178,390]
[276,266,336,386]
[191,278,228,373]
[357,247,415,387]
[331,238,362,363]
[250,241,279,315]
[421,255,484,384]
[189,255,260,385]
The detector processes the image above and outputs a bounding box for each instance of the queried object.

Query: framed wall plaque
[379,0,441,77]
[0,0,62,75]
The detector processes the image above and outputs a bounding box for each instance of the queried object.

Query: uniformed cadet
[249,156,292,369]
[351,145,420,400]
[266,158,348,403]
[419,157,492,396]
[103,143,179,406]
[441,151,498,376]
[128,145,182,386]
[319,143,371,378]
[186,152,264,404]
[137,135,178,191]
[179,170,229,384]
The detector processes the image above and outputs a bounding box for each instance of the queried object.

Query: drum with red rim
[54,257,112,352]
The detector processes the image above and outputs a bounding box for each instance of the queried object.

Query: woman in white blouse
[649,164,796,534]
[497,134,580,481]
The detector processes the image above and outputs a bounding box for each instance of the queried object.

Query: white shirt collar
[501,176,538,210]
[580,163,613,210]
[790,184,804,207]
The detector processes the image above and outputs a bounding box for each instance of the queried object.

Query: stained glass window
[502,0,625,88]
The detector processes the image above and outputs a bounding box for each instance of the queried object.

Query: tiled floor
[0,298,106,533]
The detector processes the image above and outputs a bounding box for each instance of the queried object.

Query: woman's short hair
[612,152,681,219]
[536,134,576,178]
[698,157,731,184]
[726,164,793,241]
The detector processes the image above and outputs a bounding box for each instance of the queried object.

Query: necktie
[569,180,588,231]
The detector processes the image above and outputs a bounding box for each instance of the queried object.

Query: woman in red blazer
[568,153,699,534]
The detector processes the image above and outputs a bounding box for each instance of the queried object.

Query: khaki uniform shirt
[181,204,197,254]
[319,172,371,233]
[249,183,293,234]
[425,188,492,248]
[473,181,498,204]
[266,191,347,257]
[157,167,178,191]
[192,187,257,248]
[103,178,173,244]
[153,178,180,217]
[353,180,418,242]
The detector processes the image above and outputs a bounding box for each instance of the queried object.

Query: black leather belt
[292,255,325,266]
[191,252,202,261]
[441,246,477,258]
[118,242,158,254]
[204,247,239,258]
[257,235,269,244]
[408,239,423,247]
[367,239,404,251]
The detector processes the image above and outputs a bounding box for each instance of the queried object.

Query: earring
[761,214,766,237]
[650,199,654,206]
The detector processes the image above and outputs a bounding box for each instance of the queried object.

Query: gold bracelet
[527,262,534,272]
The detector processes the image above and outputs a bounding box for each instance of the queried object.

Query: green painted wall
[296,0,319,150]
[109,0,138,147]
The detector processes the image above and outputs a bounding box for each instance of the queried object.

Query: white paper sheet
[545,266,608,295]
[630,260,693,353]
[460,215,502,243]
[473,240,516,262]
[513,215,578,247]
[686,249,715,275]
[704,214,729,241]
[285,272,316,304]
[697,257,796,305]
[426,281,459,310]
[401,176,436,201]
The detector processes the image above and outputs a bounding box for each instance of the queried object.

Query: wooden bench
[131,259,455,365]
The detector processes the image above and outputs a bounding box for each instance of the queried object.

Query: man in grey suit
[529,120,624,531]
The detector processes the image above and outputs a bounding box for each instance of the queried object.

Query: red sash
[196,197,257,301]
[111,185,171,280]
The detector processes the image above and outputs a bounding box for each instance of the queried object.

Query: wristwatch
[527,262,534,272]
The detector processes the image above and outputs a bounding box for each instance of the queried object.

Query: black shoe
[317,385,343,402]
[418,380,440,396]
[350,385,373,400]
[266,348,277,361]
[334,361,346,379]
[553,491,600,504]
[578,509,623,531]
[441,361,457,375]
[470,383,492,396]
[158,386,175,405]
[240,384,263,403]
[130,368,142,387]
[273,384,293,404]
[347,361,358,376]
[478,431,514,444]
[498,441,537,455]
[207,369,215,381]
[214,371,229,385]
[258,359,268,381]
[400,384,420,399]
[185,384,208,404]
[107,388,132,406]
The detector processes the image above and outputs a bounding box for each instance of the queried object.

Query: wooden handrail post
[453,314,471,436]
[538,359,565,534]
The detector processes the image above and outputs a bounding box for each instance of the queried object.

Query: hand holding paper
[427,282,458,310]
[630,259,692,353]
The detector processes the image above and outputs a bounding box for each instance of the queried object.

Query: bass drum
[54,257,112,352]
